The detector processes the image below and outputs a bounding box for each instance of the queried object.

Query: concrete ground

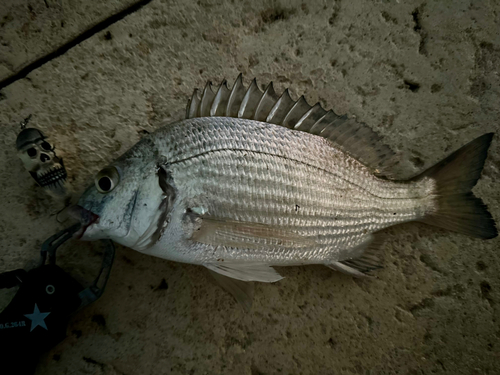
[1,0,499,374]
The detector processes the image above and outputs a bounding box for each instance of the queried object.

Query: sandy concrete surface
[0,0,499,374]
[0,0,142,82]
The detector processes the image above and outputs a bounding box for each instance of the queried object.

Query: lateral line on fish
[169,148,418,201]
[201,178,427,219]
[200,202,421,225]
[198,154,431,200]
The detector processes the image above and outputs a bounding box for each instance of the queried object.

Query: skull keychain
[16,115,71,200]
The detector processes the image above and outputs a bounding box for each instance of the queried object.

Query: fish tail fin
[415,133,497,239]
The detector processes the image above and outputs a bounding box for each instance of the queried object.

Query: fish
[75,74,497,310]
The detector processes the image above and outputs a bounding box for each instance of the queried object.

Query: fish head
[75,142,166,248]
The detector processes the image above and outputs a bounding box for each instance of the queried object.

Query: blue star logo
[24,304,51,332]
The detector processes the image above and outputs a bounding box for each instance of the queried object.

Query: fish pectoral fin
[204,262,284,283]
[192,216,316,250]
[208,269,254,312]
[326,234,384,277]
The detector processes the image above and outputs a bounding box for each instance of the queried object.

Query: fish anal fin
[326,262,369,278]
[208,269,254,312]
[327,234,384,277]
[192,216,316,250]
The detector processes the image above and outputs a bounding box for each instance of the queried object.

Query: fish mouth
[68,205,100,239]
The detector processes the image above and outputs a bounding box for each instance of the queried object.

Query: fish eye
[98,176,112,191]
[95,166,120,193]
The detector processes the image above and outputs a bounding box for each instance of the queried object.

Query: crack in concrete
[0,0,153,91]
[411,3,428,56]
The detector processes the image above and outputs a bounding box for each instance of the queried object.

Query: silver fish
[76,75,497,309]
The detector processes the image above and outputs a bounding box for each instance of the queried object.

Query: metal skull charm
[16,127,69,197]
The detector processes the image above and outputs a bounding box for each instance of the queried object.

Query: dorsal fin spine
[238,78,263,119]
[200,82,215,117]
[210,80,230,116]
[226,73,246,117]
[266,89,295,124]
[294,103,327,131]
[187,89,200,118]
[309,111,337,135]
[282,95,311,129]
[254,82,278,122]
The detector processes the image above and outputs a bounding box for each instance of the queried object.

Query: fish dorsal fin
[186,74,398,175]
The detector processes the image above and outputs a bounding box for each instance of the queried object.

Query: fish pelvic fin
[414,133,497,239]
[204,262,283,283]
[208,269,254,312]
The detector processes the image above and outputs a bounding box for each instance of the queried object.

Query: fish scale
[158,117,434,264]
[160,119,429,200]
